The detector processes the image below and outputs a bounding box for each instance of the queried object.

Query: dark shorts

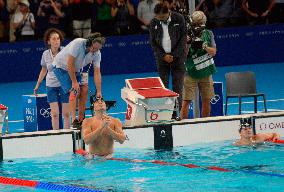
[46,86,69,103]
[53,67,81,94]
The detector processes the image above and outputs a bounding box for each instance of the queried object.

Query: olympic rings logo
[210,94,220,104]
[40,108,51,118]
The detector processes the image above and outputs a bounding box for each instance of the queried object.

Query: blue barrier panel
[213,24,284,66]
[22,94,62,131]
[0,41,45,83]
[188,82,223,118]
[210,82,224,117]
[100,35,156,75]
[0,35,156,83]
[1,24,284,83]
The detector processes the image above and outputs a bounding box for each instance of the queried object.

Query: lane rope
[0,176,103,192]
[76,145,284,178]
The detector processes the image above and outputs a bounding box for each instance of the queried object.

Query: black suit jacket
[149,11,187,62]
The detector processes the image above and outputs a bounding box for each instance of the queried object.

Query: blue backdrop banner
[1,24,284,83]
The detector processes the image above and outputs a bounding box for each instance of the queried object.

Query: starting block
[0,104,8,134]
[121,77,179,126]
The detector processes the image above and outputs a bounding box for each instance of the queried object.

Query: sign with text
[22,94,58,132]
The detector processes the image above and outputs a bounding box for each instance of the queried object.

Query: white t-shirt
[41,48,64,87]
[13,12,35,35]
[161,16,172,53]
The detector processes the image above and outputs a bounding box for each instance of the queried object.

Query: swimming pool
[1,63,284,133]
[1,141,284,192]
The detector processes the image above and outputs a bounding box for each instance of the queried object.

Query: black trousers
[156,57,185,111]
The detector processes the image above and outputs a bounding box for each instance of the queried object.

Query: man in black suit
[149,2,187,118]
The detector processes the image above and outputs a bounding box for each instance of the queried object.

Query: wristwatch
[202,43,208,50]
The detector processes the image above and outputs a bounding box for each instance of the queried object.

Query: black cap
[239,117,252,133]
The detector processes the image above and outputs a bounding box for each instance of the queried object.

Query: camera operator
[180,10,217,119]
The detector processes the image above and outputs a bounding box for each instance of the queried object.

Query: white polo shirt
[161,16,172,53]
[53,38,101,72]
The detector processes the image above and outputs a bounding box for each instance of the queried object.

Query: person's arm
[34,66,47,95]
[37,1,46,16]
[82,119,105,144]
[13,12,28,30]
[50,0,64,17]
[0,0,4,8]
[261,0,275,17]
[255,133,280,142]
[264,133,280,141]
[29,13,36,30]
[149,19,166,60]
[94,67,102,98]
[7,0,18,14]
[203,45,216,56]
[203,31,217,56]
[126,0,135,16]
[195,0,205,11]
[67,54,79,92]
[137,3,149,25]
[111,6,118,17]
[242,0,258,17]
[171,13,187,59]
[106,118,126,144]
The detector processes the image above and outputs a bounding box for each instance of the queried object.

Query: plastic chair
[225,71,267,115]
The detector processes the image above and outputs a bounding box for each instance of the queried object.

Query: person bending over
[82,97,126,157]
[234,123,280,146]
[52,32,104,128]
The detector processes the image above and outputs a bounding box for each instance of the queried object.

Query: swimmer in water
[81,97,126,158]
[234,121,280,146]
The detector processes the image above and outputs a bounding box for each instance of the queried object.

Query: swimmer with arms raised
[82,97,126,157]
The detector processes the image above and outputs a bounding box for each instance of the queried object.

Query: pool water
[1,141,284,192]
[1,62,284,133]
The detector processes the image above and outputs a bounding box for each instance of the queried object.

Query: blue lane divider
[36,182,104,192]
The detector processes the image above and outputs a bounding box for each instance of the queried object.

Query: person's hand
[163,54,174,63]
[272,133,280,142]
[34,85,39,96]
[249,12,258,18]
[102,114,111,128]
[186,35,192,44]
[71,81,80,93]
[96,91,102,99]
[40,0,50,8]
[261,10,269,17]
[50,0,56,8]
